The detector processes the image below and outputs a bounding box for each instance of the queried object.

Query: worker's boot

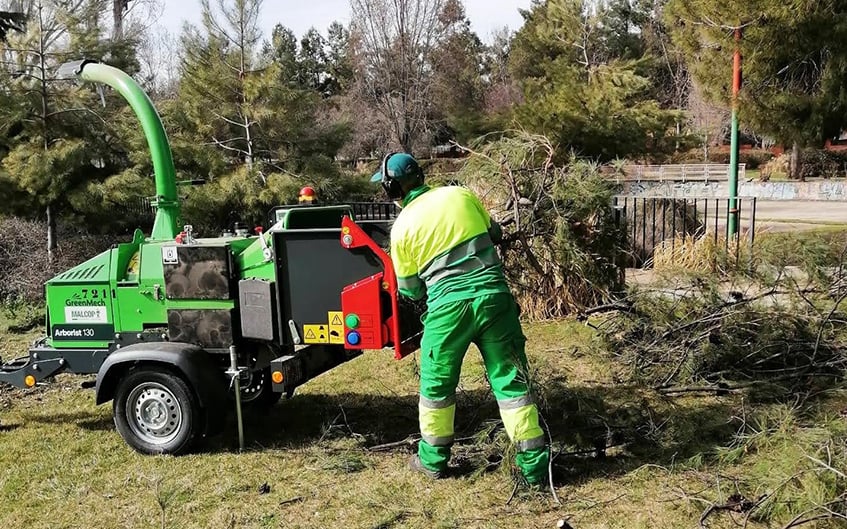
[409,455,444,479]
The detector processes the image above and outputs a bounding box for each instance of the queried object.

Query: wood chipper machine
[0,60,423,455]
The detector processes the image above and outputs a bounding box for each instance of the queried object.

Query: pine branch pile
[456,132,626,319]
[596,261,847,396]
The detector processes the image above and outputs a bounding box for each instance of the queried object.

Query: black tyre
[113,368,201,455]
[237,367,283,408]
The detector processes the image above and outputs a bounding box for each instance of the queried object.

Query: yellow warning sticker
[328,311,344,344]
[303,324,329,344]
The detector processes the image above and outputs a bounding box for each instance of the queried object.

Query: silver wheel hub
[127,382,182,445]
[239,369,265,401]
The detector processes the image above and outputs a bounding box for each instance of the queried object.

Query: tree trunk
[46,203,57,263]
[39,1,56,262]
[112,0,130,41]
[400,127,412,153]
[790,141,801,181]
[244,115,254,170]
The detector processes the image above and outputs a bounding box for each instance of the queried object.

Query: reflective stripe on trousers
[497,394,546,452]
[419,394,456,447]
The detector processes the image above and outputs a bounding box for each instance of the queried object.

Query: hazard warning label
[328,311,344,344]
[303,324,329,344]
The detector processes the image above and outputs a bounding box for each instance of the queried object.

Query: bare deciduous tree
[136,25,178,97]
[112,0,130,40]
[349,0,446,153]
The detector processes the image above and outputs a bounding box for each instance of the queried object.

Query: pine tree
[178,0,269,171]
[176,1,354,231]
[429,0,487,143]
[0,0,132,256]
[325,21,353,96]
[509,0,682,161]
[667,0,847,176]
[297,28,328,93]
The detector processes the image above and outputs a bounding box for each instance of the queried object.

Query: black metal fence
[612,195,758,268]
[350,202,400,221]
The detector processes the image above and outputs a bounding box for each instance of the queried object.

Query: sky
[157,0,534,43]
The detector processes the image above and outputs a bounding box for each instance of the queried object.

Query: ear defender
[380,152,405,200]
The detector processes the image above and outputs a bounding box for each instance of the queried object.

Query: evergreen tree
[667,0,847,176]
[264,24,299,85]
[178,0,269,171]
[430,0,487,143]
[510,0,682,161]
[176,1,354,231]
[325,21,353,95]
[297,28,327,93]
[0,0,135,255]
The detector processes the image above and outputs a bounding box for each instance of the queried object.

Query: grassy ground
[5,315,843,529]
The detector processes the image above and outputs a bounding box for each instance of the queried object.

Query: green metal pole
[76,61,180,240]
[728,28,742,238]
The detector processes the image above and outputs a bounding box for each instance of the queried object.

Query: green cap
[370,153,422,183]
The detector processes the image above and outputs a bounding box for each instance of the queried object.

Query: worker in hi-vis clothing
[371,152,550,485]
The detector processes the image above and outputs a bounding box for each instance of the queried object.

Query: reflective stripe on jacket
[390,185,506,306]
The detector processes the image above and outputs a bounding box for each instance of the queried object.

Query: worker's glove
[488,220,503,245]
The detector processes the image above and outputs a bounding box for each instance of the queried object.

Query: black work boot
[409,455,445,479]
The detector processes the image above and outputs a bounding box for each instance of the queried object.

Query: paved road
[734,201,847,232]
[754,201,847,223]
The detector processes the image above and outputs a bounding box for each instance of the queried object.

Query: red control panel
[340,274,385,350]
[339,216,410,359]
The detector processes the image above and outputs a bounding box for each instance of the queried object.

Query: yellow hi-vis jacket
[389,185,509,308]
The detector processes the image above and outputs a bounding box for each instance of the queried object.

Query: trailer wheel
[114,369,201,455]
[238,367,283,408]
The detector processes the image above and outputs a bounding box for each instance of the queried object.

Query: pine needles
[456,131,626,320]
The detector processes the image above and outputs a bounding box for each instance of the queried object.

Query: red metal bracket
[340,216,407,359]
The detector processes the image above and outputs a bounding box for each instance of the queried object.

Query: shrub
[760,153,790,180]
[739,149,775,169]
[0,217,120,303]
[799,149,847,180]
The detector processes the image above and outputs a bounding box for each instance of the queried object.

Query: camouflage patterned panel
[163,245,231,300]
[167,309,233,348]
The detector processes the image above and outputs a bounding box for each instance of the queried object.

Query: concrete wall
[620,180,847,201]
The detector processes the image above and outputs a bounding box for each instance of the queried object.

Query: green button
[345,314,360,329]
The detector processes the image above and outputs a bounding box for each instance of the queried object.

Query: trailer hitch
[0,354,67,388]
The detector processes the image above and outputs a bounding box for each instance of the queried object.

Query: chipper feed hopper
[0,60,422,455]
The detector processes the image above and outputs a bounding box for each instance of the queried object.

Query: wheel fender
[95,343,226,414]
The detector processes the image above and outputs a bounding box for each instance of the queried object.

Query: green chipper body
[0,60,422,456]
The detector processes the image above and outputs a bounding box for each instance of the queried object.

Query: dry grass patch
[1,319,842,528]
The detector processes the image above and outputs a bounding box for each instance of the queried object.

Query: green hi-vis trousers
[417,292,550,484]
